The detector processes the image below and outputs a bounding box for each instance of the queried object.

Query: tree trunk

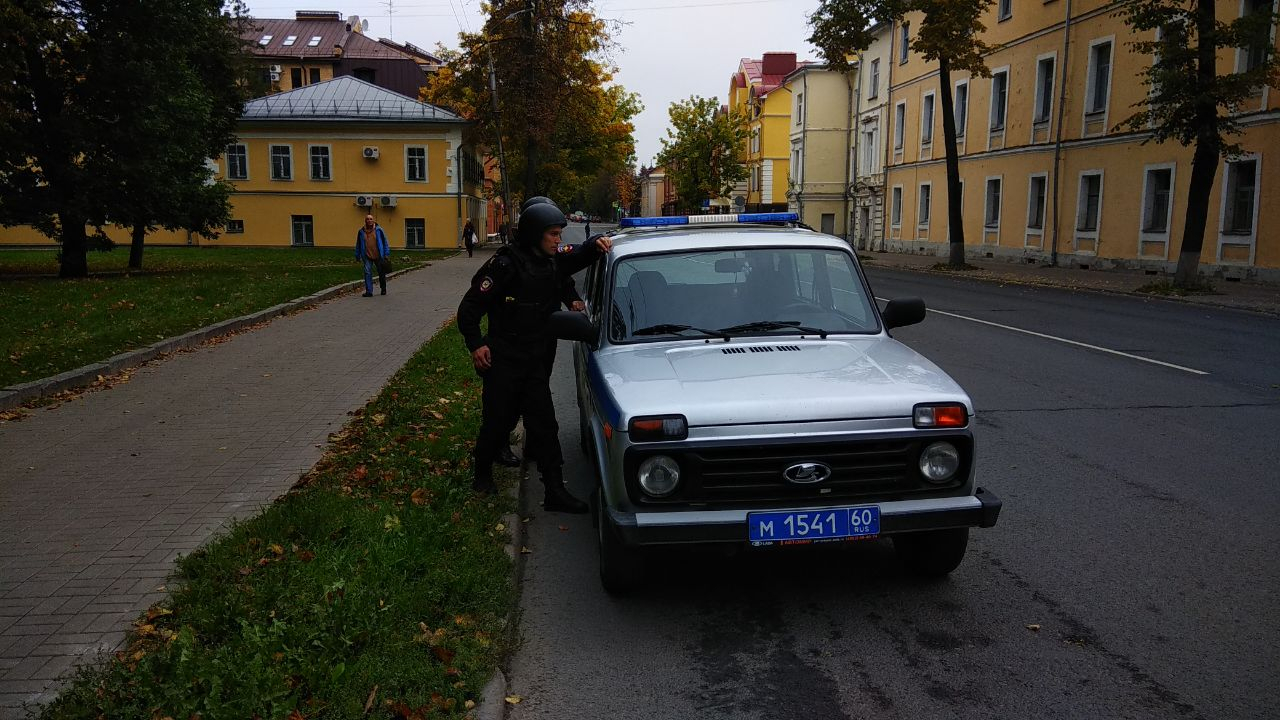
[1173,0,1222,288]
[937,56,966,267]
[522,1,539,196]
[59,214,89,278]
[129,223,146,271]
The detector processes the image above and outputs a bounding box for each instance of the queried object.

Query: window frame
[1219,156,1261,236]
[954,79,969,138]
[225,143,249,181]
[1139,163,1176,236]
[869,58,880,98]
[917,182,932,228]
[1084,37,1115,122]
[859,123,878,176]
[988,67,1009,135]
[405,218,426,249]
[269,144,293,181]
[290,214,314,246]
[226,219,245,234]
[984,176,1003,230]
[894,100,907,151]
[405,145,428,183]
[998,0,1013,21]
[891,185,903,227]
[1033,52,1057,127]
[900,22,910,65]
[1075,170,1105,237]
[921,90,936,146]
[1236,0,1277,73]
[308,144,332,181]
[1026,172,1049,233]
[794,91,804,126]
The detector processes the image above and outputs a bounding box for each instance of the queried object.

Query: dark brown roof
[245,17,412,61]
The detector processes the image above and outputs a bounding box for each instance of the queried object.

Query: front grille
[625,436,971,508]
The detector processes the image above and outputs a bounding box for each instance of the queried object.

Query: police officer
[457,201,611,512]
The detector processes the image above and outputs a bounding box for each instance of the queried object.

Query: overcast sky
[240,0,821,166]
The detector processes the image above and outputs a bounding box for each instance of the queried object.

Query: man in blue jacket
[354,214,392,296]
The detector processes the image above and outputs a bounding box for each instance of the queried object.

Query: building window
[999,0,1012,21]
[258,34,273,46]
[226,219,245,234]
[791,146,802,185]
[894,101,906,150]
[1027,175,1047,229]
[1077,173,1103,231]
[1086,40,1113,115]
[891,186,903,226]
[291,215,314,246]
[405,219,426,249]
[283,35,297,46]
[860,127,878,175]
[921,92,935,144]
[1034,56,1055,123]
[309,68,321,84]
[225,144,248,180]
[290,67,303,89]
[1223,159,1259,234]
[918,183,931,226]
[307,36,322,47]
[900,22,910,64]
[1243,0,1274,71]
[990,70,1008,130]
[869,59,880,98]
[954,81,968,137]
[270,144,292,180]
[354,67,376,83]
[406,146,427,182]
[1142,167,1174,232]
[309,146,331,181]
[795,92,804,126]
[985,178,1002,228]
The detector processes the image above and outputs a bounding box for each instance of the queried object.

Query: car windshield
[608,247,880,342]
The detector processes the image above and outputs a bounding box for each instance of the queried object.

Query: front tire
[893,528,969,577]
[595,489,644,595]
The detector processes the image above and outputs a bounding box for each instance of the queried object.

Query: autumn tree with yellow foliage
[422,0,640,216]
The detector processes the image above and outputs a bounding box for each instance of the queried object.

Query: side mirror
[881,297,926,330]
[548,310,598,346]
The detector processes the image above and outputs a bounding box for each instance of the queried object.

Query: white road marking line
[877,298,1210,376]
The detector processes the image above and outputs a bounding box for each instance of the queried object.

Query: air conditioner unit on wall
[269,64,282,73]
[362,146,379,160]
[378,195,397,207]
[269,71,281,81]
[355,195,373,207]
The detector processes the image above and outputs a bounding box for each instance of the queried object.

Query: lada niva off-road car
[550,213,1001,593]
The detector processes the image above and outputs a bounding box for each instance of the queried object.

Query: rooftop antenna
[380,0,395,40]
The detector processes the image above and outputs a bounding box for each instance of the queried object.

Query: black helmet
[516,202,567,246]
[520,195,553,212]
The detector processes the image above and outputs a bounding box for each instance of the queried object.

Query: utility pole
[488,52,514,230]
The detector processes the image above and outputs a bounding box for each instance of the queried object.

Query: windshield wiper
[717,320,829,339]
[632,323,729,340]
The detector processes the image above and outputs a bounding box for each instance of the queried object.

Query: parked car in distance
[549,212,1002,594]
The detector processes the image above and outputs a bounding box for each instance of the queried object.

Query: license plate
[748,506,880,545]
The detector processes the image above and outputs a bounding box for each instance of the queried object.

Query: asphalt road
[506,243,1280,719]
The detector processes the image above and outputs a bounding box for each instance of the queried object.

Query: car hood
[595,336,971,427]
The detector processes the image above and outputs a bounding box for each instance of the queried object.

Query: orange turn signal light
[913,403,968,428]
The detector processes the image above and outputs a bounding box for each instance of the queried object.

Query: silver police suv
[550,214,1001,593]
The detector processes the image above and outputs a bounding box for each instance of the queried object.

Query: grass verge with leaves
[0,248,448,388]
[1135,279,1219,297]
[39,319,514,720]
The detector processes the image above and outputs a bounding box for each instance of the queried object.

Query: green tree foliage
[656,96,749,213]
[422,0,640,214]
[1115,0,1280,287]
[809,0,992,266]
[0,0,250,277]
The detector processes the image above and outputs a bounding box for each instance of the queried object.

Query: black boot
[495,446,521,468]
[471,462,497,496]
[541,469,587,514]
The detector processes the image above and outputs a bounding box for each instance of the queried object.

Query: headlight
[637,455,681,497]
[919,441,960,483]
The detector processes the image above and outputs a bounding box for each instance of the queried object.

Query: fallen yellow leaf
[505,695,523,705]
[1026,624,1041,632]
[464,700,476,710]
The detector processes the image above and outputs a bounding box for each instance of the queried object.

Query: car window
[609,247,878,342]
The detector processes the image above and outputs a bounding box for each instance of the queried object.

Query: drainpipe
[456,140,464,247]
[798,72,807,223]
[1049,0,1073,266]
[845,66,856,246]
[881,28,896,252]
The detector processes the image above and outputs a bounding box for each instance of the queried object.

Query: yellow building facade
[730,53,805,212]
[882,1,1279,277]
[783,65,853,236]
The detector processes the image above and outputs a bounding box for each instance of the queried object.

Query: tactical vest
[488,245,560,356]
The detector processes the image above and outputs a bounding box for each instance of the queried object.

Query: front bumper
[609,487,1002,546]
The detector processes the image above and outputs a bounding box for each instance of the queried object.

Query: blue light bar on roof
[619,212,799,229]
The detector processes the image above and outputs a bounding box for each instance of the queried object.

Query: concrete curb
[0,265,424,412]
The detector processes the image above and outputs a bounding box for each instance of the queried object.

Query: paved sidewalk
[860,250,1280,315]
[0,250,488,716]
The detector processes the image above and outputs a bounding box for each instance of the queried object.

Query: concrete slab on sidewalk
[0,250,497,717]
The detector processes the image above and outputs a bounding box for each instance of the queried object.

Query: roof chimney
[761,52,798,76]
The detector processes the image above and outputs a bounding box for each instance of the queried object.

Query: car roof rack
[618,212,800,229]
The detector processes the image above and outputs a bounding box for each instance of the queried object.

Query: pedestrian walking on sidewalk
[457,201,611,512]
[355,214,392,296]
[462,218,477,258]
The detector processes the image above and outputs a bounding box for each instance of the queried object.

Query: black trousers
[475,357,562,476]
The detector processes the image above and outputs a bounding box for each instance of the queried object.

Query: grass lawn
[40,320,515,720]
[0,247,450,388]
